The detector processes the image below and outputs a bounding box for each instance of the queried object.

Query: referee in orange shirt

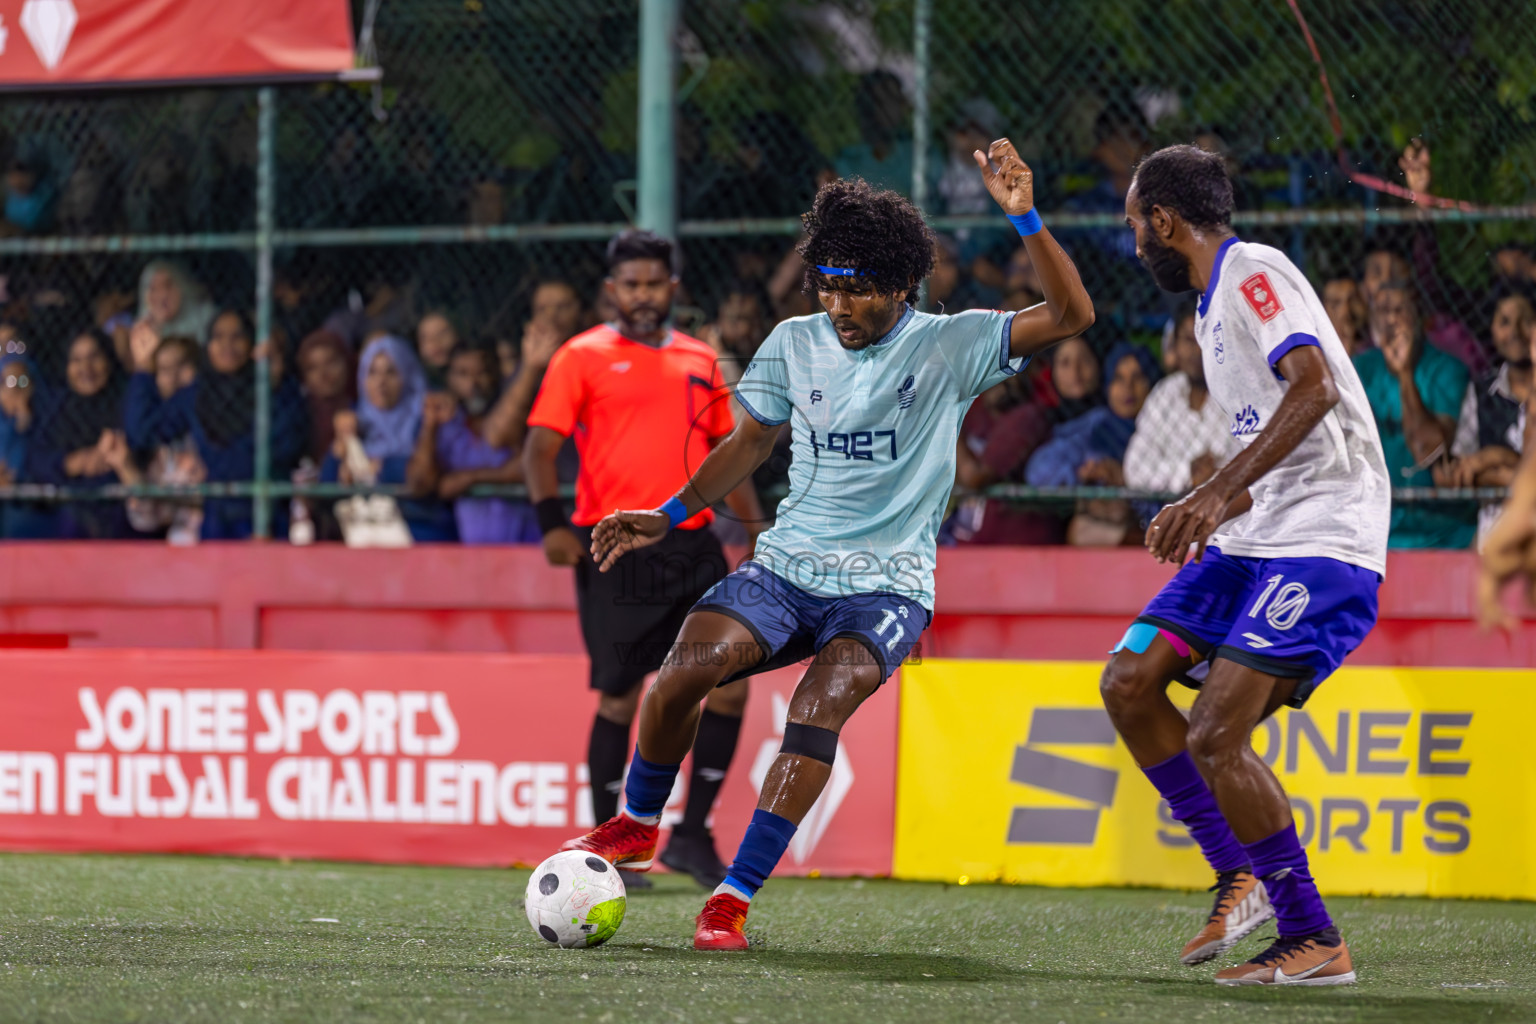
[523,230,766,890]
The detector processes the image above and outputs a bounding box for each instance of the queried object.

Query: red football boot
[560,814,659,871]
[693,893,751,951]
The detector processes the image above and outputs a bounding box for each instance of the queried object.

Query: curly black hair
[1130,144,1234,232]
[797,178,935,304]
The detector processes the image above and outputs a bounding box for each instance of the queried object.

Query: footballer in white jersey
[1101,145,1387,987]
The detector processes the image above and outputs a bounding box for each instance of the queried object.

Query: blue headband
[816,264,868,277]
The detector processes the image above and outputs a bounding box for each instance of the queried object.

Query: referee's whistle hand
[542,527,587,567]
[590,510,669,572]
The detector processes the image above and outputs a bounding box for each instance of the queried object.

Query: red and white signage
[0,650,897,876]
[0,0,354,88]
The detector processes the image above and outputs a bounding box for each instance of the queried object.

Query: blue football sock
[720,809,797,901]
[1245,823,1334,937]
[621,749,679,823]
[1144,750,1250,874]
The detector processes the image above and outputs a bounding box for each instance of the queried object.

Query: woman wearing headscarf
[321,334,456,541]
[125,308,308,539]
[25,328,131,538]
[135,260,217,344]
[1026,341,1160,546]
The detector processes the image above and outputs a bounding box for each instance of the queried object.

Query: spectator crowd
[0,134,1526,551]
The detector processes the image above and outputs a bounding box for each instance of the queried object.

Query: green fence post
[253,86,275,539]
[912,0,931,215]
[637,0,679,239]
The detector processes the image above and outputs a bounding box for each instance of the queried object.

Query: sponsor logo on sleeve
[1240,273,1284,322]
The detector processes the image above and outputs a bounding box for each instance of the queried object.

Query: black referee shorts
[573,524,729,695]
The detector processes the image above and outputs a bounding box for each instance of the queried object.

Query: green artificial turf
[0,853,1532,1023]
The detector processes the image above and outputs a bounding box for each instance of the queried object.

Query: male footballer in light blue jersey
[561,139,1094,949]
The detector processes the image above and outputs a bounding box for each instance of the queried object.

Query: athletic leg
[1193,661,1354,986]
[662,678,749,888]
[562,610,763,869]
[695,636,884,950]
[1100,551,1275,964]
[587,683,643,826]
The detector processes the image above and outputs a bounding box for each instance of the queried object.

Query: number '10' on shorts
[1133,546,1381,708]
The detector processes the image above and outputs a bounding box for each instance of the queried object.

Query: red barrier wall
[0,543,1526,666]
[0,650,897,874]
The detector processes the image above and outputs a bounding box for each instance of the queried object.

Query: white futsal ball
[524,850,628,948]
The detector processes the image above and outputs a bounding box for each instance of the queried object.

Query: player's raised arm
[589,414,780,571]
[974,139,1095,358]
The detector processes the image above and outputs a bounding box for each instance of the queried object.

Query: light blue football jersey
[735,304,1021,609]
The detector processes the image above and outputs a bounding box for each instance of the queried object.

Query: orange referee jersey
[527,324,735,528]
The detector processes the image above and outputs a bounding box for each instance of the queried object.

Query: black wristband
[535,497,568,536]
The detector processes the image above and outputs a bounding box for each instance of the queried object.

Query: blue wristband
[1008,209,1043,237]
[658,496,689,530]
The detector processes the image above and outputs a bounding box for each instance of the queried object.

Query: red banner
[0,650,897,876]
[0,0,354,88]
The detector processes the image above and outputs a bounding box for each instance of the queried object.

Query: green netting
[0,0,1527,541]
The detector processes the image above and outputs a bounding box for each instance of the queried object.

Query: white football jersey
[1194,239,1389,577]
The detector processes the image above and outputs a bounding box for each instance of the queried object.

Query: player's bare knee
[1099,653,1161,715]
[788,652,881,732]
[654,639,733,701]
[1186,711,1247,774]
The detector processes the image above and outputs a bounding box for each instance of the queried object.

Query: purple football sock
[1143,750,1250,874]
[1245,823,1334,938]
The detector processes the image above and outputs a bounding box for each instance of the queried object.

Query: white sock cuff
[714,880,752,903]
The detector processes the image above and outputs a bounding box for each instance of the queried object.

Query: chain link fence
[0,0,1529,543]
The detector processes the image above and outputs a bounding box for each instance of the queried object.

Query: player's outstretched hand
[1146,481,1235,566]
[973,138,1035,217]
[590,509,670,572]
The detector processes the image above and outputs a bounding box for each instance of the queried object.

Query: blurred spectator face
[592,283,620,324]
[1371,284,1421,351]
[6,165,35,197]
[1361,251,1409,309]
[949,121,991,161]
[154,339,198,400]
[416,313,457,370]
[1323,278,1367,352]
[1107,352,1152,420]
[145,269,183,326]
[717,292,766,357]
[0,322,21,356]
[1173,314,1203,384]
[607,258,677,335]
[207,313,252,375]
[531,281,583,340]
[1494,246,1534,284]
[1491,295,1534,366]
[0,356,30,419]
[495,338,518,381]
[299,338,349,400]
[365,351,405,412]
[447,349,496,417]
[1052,337,1100,401]
[67,333,111,397]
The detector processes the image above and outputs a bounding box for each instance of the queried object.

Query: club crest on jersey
[897,374,916,409]
[1231,404,1261,437]
[1240,272,1284,323]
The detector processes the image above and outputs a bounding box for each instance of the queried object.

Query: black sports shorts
[573,524,728,695]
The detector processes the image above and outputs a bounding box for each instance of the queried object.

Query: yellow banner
[894,660,1536,900]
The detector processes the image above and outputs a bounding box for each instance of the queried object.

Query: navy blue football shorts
[692,560,929,685]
